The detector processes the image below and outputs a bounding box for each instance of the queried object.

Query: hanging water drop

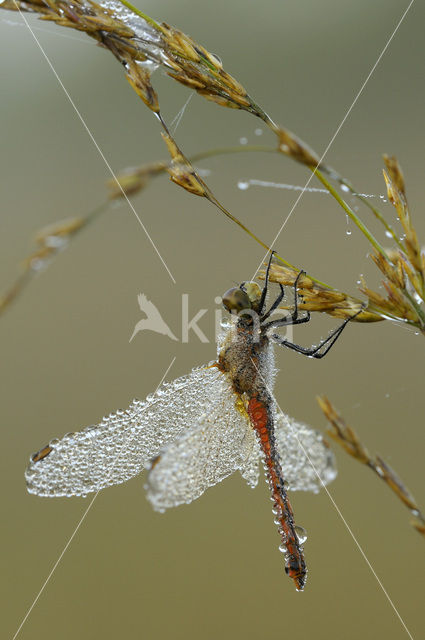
[385,230,393,238]
[237,180,250,191]
[341,184,350,193]
[295,525,308,544]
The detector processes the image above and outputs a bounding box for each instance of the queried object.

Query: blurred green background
[1,1,424,638]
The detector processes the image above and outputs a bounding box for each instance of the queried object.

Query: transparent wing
[275,412,337,492]
[146,374,259,511]
[25,365,229,498]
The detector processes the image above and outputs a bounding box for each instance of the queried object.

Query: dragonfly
[26,253,359,590]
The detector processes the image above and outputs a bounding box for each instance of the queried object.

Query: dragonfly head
[222,282,262,316]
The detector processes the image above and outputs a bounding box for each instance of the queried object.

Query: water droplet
[385,393,390,398]
[239,137,248,145]
[45,235,68,249]
[295,525,308,544]
[196,168,211,178]
[237,180,250,191]
[341,184,350,193]
[210,52,222,66]
[385,230,393,238]
[254,128,263,136]
[346,230,352,236]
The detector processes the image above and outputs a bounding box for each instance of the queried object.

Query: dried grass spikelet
[107,161,167,199]
[161,133,208,197]
[0,0,332,175]
[160,22,252,111]
[0,216,85,314]
[383,158,424,288]
[359,156,425,329]
[317,396,370,464]
[273,126,322,168]
[263,263,382,322]
[123,58,159,112]
[1,0,260,115]
[23,216,86,272]
[318,396,425,538]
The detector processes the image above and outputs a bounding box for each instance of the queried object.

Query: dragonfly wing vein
[25,366,226,498]
[275,412,337,493]
[146,375,258,511]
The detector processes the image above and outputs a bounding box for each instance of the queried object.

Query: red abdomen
[248,396,307,591]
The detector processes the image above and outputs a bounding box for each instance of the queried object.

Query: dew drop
[346,230,352,236]
[295,525,308,544]
[239,137,248,145]
[45,235,68,249]
[254,128,263,136]
[196,168,211,178]
[210,52,222,66]
[385,230,393,238]
[341,184,350,193]
[237,180,250,191]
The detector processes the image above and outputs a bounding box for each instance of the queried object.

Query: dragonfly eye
[222,287,252,313]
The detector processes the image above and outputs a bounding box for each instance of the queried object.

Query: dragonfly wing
[25,366,226,498]
[146,374,258,511]
[275,412,337,492]
[238,436,261,489]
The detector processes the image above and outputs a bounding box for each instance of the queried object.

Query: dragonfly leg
[260,284,285,322]
[271,313,356,359]
[289,269,305,322]
[261,269,311,329]
[257,251,276,315]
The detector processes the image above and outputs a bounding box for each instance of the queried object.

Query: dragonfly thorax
[217,321,276,398]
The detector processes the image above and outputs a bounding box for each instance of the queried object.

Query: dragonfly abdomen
[248,395,307,591]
